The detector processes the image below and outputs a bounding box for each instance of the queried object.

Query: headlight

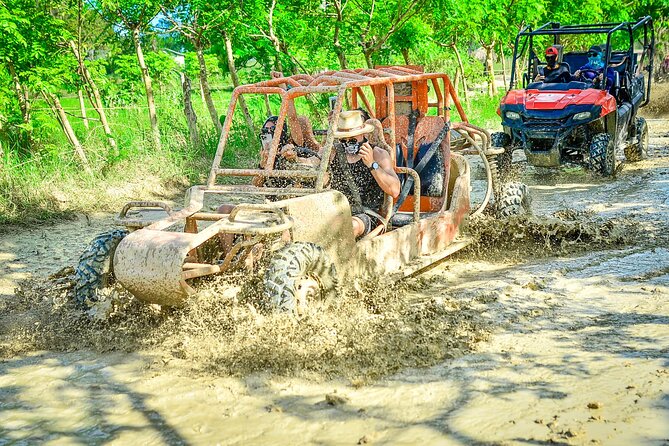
[573,111,591,120]
[506,111,521,120]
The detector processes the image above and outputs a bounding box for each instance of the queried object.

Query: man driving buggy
[534,46,572,83]
[329,110,400,238]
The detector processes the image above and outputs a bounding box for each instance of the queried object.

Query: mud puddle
[1,121,668,444]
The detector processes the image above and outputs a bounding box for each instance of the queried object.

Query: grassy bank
[0,85,502,225]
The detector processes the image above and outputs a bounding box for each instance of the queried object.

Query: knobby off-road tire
[74,229,128,306]
[498,182,532,217]
[491,132,514,175]
[588,133,616,176]
[264,242,338,314]
[624,117,649,162]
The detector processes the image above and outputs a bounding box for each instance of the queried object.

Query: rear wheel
[264,242,338,314]
[498,182,532,217]
[624,117,649,162]
[74,229,128,306]
[588,133,616,176]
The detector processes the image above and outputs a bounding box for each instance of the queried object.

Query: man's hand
[534,74,544,82]
[574,69,581,78]
[358,142,375,168]
[279,144,297,161]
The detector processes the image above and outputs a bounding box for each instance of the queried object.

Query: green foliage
[0,0,667,223]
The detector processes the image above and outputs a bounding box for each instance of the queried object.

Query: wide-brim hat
[333,110,374,138]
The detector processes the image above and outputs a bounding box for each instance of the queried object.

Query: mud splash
[0,274,490,380]
[0,211,643,380]
[463,211,638,259]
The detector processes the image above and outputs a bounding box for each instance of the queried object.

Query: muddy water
[1,121,669,445]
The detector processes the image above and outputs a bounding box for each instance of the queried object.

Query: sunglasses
[587,52,599,57]
[341,137,359,145]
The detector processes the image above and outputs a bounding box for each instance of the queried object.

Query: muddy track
[0,120,668,445]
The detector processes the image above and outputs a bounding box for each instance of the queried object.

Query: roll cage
[509,16,655,105]
[208,67,488,219]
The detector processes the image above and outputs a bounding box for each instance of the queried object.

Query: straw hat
[333,110,374,138]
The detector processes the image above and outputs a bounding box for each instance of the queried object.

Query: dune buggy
[496,17,655,176]
[73,66,526,313]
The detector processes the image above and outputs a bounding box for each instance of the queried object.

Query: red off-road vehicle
[495,17,655,176]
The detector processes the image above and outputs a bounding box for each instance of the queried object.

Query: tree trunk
[223,31,255,132]
[6,61,33,148]
[450,43,470,105]
[68,41,117,156]
[499,41,507,91]
[363,49,374,69]
[484,42,497,97]
[180,73,199,147]
[131,27,161,151]
[334,47,348,70]
[264,95,272,117]
[195,44,221,132]
[401,48,410,65]
[44,91,91,173]
[77,89,89,129]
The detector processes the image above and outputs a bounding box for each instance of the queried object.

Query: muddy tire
[74,229,128,306]
[264,242,338,314]
[498,182,532,217]
[491,132,513,174]
[624,117,648,162]
[588,133,615,176]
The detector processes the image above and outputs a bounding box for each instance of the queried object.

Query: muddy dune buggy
[496,17,655,176]
[74,66,528,313]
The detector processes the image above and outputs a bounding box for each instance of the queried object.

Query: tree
[97,0,163,150]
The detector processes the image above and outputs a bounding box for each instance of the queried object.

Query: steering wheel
[575,68,600,81]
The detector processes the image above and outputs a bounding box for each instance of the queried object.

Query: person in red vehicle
[535,46,572,83]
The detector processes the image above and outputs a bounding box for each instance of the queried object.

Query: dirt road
[0,121,668,445]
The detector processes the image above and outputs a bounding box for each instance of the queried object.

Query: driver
[535,46,572,83]
[329,110,400,238]
[573,45,616,90]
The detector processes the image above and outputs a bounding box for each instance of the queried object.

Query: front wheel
[624,117,649,162]
[497,182,532,217]
[491,131,514,176]
[264,242,338,314]
[74,229,128,306]
[588,133,616,176]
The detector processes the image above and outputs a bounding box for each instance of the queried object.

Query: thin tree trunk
[264,95,272,117]
[333,0,348,69]
[499,41,507,90]
[44,91,91,173]
[131,27,161,151]
[181,73,199,147]
[68,41,117,156]
[335,47,348,69]
[77,89,89,129]
[195,44,221,132]
[223,31,255,131]
[450,43,470,105]
[401,48,410,65]
[484,42,497,97]
[363,49,373,69]
[6,61,33,148]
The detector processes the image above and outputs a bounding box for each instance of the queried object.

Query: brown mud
[0,119,668,444]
